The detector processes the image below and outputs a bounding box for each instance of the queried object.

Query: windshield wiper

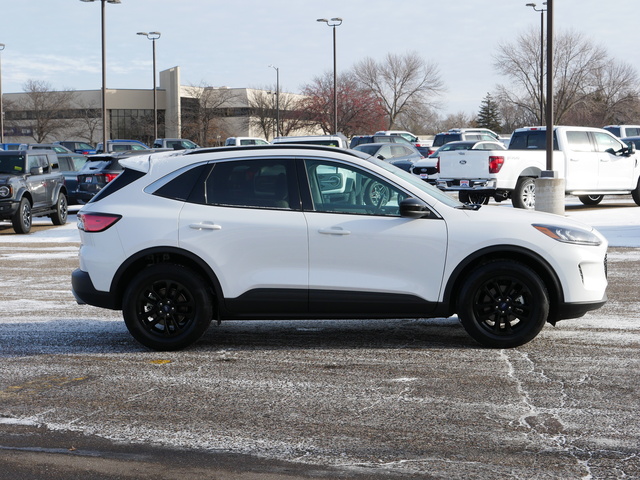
[456,203,482,210]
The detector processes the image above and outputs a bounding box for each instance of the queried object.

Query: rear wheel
[512,177,536,210]
[578,194,603,206]
[50,193,68,225]
[123,264,214,351]
[457,260,549,348]
[11,197,32,234]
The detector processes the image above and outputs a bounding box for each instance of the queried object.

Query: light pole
[80,0,121,151]
[138,31,161,142]
[268,65,280,138]
[526,2,546,125]
[0,43,5,144]
[317,17,342,135]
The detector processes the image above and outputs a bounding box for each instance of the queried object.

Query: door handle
[189,222,222,230]
[318,227,351,236]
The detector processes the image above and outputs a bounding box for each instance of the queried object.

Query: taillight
[489,156,505,174]
[104,173,119,183]
[77,212,122,232]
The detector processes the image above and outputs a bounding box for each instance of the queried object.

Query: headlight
[0,186,11,198]
[533,224,602,246]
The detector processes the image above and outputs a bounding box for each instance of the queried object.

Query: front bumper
[0,199,20,219]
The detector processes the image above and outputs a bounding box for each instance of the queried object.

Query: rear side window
[197,159,299,210]
[432,134,462,147]
[566,131,593,152]
[89,169,145,203]
[154,164,212,202]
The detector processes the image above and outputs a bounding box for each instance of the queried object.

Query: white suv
[72,145,608,351]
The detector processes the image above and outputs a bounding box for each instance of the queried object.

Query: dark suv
[429,129,500,155]
[0,150,68,233]
[75,152,144,203]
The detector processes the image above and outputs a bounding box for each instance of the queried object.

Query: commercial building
[2,66,313,147]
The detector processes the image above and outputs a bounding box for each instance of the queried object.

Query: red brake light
[77,212,122,232]
[489,156,505,174]
[104,173,120,183]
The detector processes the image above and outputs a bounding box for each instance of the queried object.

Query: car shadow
[0,317,478,357]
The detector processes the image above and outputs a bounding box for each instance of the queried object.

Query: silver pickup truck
[0,150,68,233]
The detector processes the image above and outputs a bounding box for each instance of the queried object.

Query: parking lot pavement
[0,223,639,478]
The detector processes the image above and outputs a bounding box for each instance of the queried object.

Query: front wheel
[123,264,214,351]
[512,177,536,210]
[50,193,68,225]
[11,197,32,234]
[632,178,640,206]
[459,191,489,205]
[578,194,603,206]
[457,260,549,348]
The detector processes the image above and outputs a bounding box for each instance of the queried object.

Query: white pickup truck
[436,126,640,209]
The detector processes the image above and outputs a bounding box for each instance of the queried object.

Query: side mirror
[399,197,431,218]
[627,142,636,155]
[30,166,44,175]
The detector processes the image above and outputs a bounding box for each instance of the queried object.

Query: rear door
[563,130,598,190]
[177,158,309,314]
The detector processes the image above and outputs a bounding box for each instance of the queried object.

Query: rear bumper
[437,178,497,191]
[71,268,120,310]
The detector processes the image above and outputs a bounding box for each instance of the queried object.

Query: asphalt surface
[0,217,638,479]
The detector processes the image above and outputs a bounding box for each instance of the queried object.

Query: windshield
[367,155,462,208]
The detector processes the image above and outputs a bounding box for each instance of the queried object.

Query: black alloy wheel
[123,264,213,350]
[457,260,549,348]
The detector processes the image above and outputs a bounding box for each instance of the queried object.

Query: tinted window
[201,159,298,210]
[603,127,621,137]
[508,131,558,150]
[432,134,462,147]
[89,169,146,203]
[155,164,212,202]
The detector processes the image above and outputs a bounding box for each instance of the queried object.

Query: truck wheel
[459,191,489,205]
[578,195,603,206]
[457,260,549,348]
[632,178,640,206]
[512,177,536,210]
[11,197,32,234]
[50,193,68,225]
[123,264,214,351]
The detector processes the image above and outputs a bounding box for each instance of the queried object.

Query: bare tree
[14,80,77,142]
[494,28,638,126]
[247,87,305,140]
[353,52,444,130]
[181,84,240,146]
[69,98,101,145]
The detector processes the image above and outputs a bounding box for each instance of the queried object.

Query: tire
[457,260,549,348]
[50,193,68,225]
[122,264,214,351]
[459,191,489,205]
[363,180,390,207]
[578,194,603,206]
[11,197,32,234]
[632,178,640,206]
[512,177,536,210]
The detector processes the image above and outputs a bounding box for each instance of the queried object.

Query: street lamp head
[138,32,161,40]
[137,31,148,36]
[317,18,328,23]
[526,2,536,6]
[80,0,122,3]
[331,17,343,22]
[0,43,5,51]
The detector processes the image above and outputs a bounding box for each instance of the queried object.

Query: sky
[0,0,637,117]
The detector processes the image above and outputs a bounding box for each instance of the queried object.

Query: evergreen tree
[476,93,502,133]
